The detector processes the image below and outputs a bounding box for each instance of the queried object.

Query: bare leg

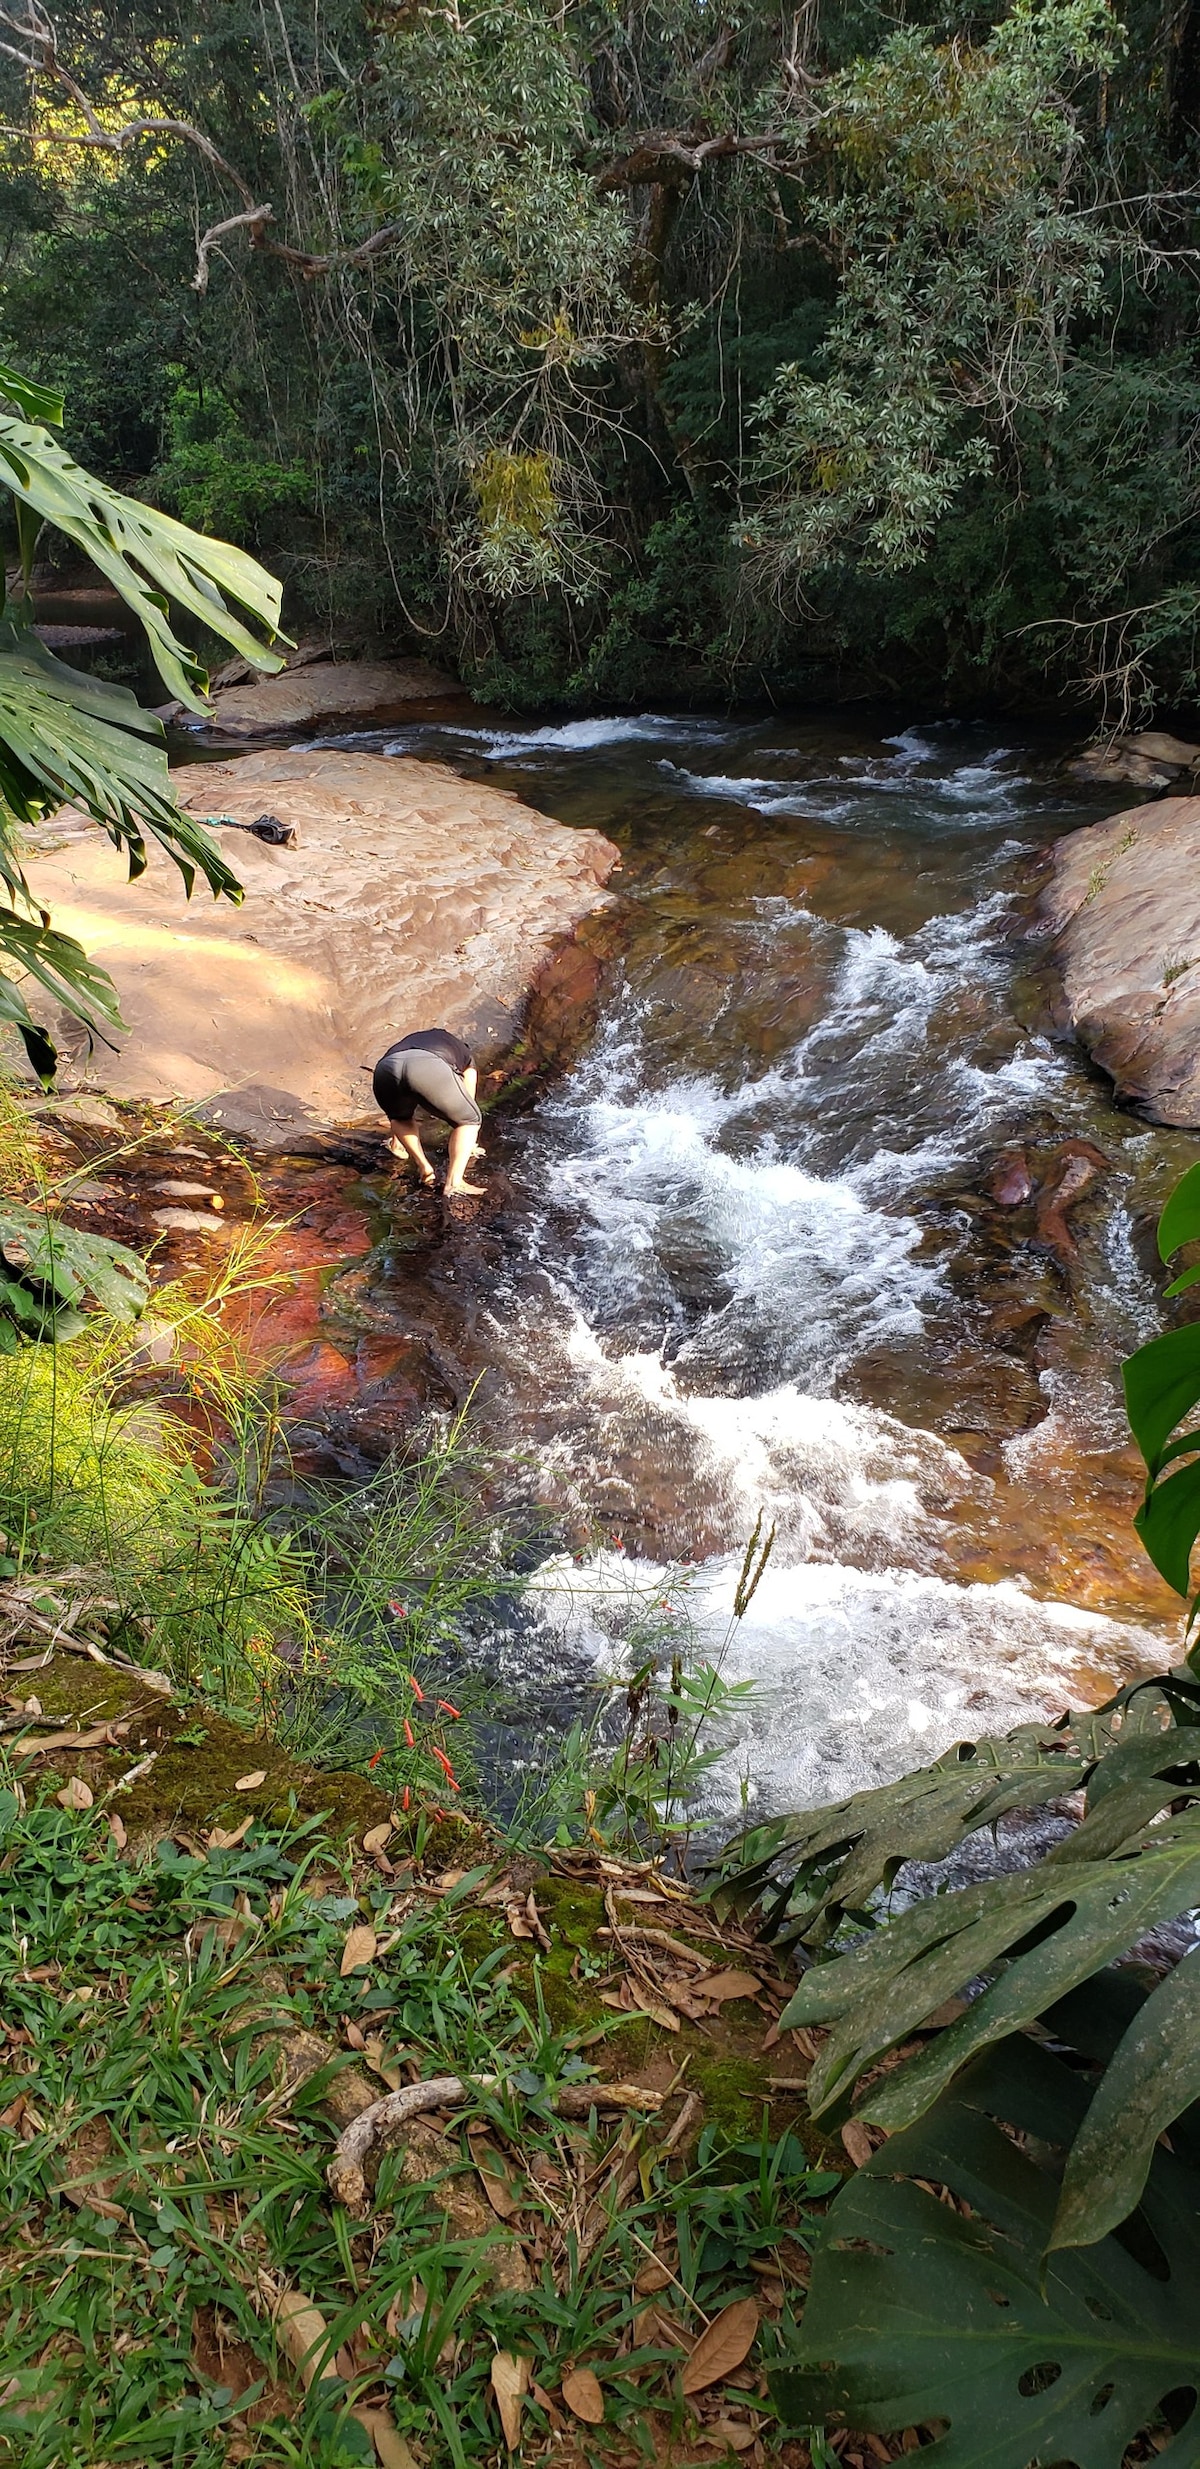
[443,1120,485,1196]
[384,1118,435,1184]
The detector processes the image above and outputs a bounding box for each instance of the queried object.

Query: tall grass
[0,1072,526,1795]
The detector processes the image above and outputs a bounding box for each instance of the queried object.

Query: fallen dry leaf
[15,1724,114,1759]
[708,2415,757,2452]
[490,2350,529,2449]
[363,2035,404,2090]
[634,2256,674,2295]
[107,1813,127,1852]
[340,1924,377,1977]
[505,1898,535,1942]
[680,2298,760,2397]
[207,1817,254,1852]
[274,2291,343,2389]
[234,1769,267,1792]
[56,1778,93,1812]
[524,1890,551,1951]
[696,1969,762,2005]
[352,2406,419,2469]
[475,2149,521,2220]
[841,2119,875,2168]
[561,2367,604,2425]
[362,1823,392,1855]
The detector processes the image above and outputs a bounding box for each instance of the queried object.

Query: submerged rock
[1039,792,1200,1125]
[24,748,620,1136]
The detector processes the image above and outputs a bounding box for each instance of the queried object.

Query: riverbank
[20,746,619,1140]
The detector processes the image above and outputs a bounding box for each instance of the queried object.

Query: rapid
[314,709,1196,1821]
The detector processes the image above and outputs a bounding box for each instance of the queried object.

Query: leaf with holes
[784,1806,1200,2134]
[709,1717,1095,1949]
[770,2035,1200,2466]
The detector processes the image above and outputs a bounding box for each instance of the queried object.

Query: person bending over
[372,1028,485,1197]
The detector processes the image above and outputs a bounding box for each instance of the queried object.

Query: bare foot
[444,1178,486,1198]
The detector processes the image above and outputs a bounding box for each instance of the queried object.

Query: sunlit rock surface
[25,749,619,1137]
[1040,791,1200,1125]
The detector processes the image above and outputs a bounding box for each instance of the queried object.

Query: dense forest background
[1,0,1199,716]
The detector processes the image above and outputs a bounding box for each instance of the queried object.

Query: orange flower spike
[368,1747,385,1769]
[406,1673,426,1703]
[403,1718,415,1749]
[436,1699,461,1720]
[431,1746,460,1792]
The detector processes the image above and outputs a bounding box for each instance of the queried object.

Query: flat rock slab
[199,657,463,736]
[24,748,619,1135]
[1039,792,1200,1124]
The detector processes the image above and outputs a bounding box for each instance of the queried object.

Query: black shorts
[372,1048,481,1129]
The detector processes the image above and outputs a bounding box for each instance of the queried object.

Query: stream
[288,710,1196,1823]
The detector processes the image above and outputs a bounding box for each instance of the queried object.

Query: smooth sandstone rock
[199,656,463,736]
[24,748,619,1134]
[1039,793,1200,1124]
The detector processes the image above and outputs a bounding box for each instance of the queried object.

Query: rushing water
[310,709,1197,1819]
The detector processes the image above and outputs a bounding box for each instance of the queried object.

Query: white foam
[529,1546,1165,1817]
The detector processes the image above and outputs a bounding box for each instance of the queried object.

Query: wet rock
[1033,1138,1109,1262]
[985,1147,1035,1205]
[1038,793,1200,1124]
[1066,731,1200,791]
[23,749,620,1132]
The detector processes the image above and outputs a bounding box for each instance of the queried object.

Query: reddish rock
[985,1147,1035,1206]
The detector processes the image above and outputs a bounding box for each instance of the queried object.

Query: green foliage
[7,0,1200,707]
[1124,1163,1200,1597]
[0,358,283,1077]
[771,2033,1200,2464]
[0,1198,148,1348]
[152,372,313,544]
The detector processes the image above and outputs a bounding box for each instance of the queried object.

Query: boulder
[1039,792,1200,1124]
[1065,730,1200,791]
[193,656,464,737]
[21,748,620,1136]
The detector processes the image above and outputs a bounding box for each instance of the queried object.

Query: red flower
[368,1747,385,1769]
[436,1698,461,1720]
[403,1718,415,1748]
[430,1746,460,1792]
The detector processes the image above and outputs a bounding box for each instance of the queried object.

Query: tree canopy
[0,0,1198,716]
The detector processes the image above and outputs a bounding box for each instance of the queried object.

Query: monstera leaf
[0,908,127,1084]
[708,1678,1190,1950]
[0,636,242,898]
[0,1200,149,1345]
[771,2034,1200,2465]
[0,415,285,711]
[0,362,284,1078]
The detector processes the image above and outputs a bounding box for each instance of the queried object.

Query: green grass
[0,1782,837,2468]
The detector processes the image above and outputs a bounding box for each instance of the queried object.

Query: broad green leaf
[1051,1946,1200,2252]
[0,637,243,903]
[771,2036,1200,2465]
[1157,1159,1200,1262]
[1123,1319,1200,1475]
[0,904,128,1082]
[0,415,286,710]
[0,1203,149,1327]
[785,1810,1200,2129]
[0,363,63,426]
[1135,1454,1200,1593]
[711,1723,1091,1946]
[1164,1260,1200,1298]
